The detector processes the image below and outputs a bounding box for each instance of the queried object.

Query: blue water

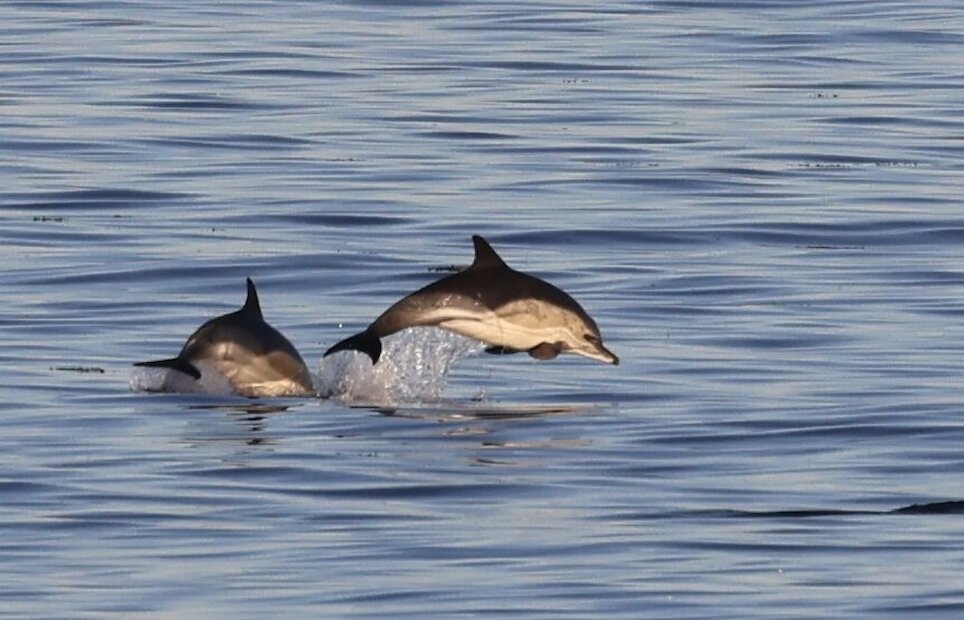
[3,1,964,617]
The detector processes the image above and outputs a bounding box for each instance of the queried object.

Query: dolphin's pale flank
[324,235,618,366]
[135,278,314,397]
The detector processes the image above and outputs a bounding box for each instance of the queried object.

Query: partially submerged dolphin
[324,235,618,366]
[135,278,314,397]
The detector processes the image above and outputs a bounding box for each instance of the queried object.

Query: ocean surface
[3,1,964,617]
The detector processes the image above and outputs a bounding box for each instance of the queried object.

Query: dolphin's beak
[597,342,619,365]
[574,342,619,365]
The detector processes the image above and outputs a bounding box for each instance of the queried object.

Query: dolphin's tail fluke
[324,327,382,364]
[133,356,202,380]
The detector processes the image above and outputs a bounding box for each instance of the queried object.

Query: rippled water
[4,1,964,617]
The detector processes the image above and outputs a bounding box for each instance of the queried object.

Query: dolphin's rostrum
[134,278,314,397]
[324,235,618,366]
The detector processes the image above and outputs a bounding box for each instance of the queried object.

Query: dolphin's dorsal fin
[471,235,508,270]
[243,278,263,318]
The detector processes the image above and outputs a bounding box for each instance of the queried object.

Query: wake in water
[131,327,484,404]
[317,327,485,405]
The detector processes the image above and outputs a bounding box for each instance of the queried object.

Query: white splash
[317,327,485,405]
[129,359,239,397]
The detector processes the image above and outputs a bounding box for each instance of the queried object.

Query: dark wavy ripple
[2,0,964,617]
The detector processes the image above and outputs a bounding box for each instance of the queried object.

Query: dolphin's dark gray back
[324,236,500,363]
[371,235,597,336]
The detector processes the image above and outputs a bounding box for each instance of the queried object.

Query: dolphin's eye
[584,334,600,344]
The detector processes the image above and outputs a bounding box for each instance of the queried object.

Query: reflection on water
[188,403,296,416]
[177,403,294,449]
[376,402,595,421]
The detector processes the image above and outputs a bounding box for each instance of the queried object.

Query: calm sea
[3,1,964,617]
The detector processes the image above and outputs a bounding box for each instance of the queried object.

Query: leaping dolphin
[134,278,314,397]
[324,235,618,366]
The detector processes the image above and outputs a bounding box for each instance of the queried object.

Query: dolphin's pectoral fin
[528,342,562,361]
[134,357,202,380]
[324,327,383,364]
[484,346,521,355]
